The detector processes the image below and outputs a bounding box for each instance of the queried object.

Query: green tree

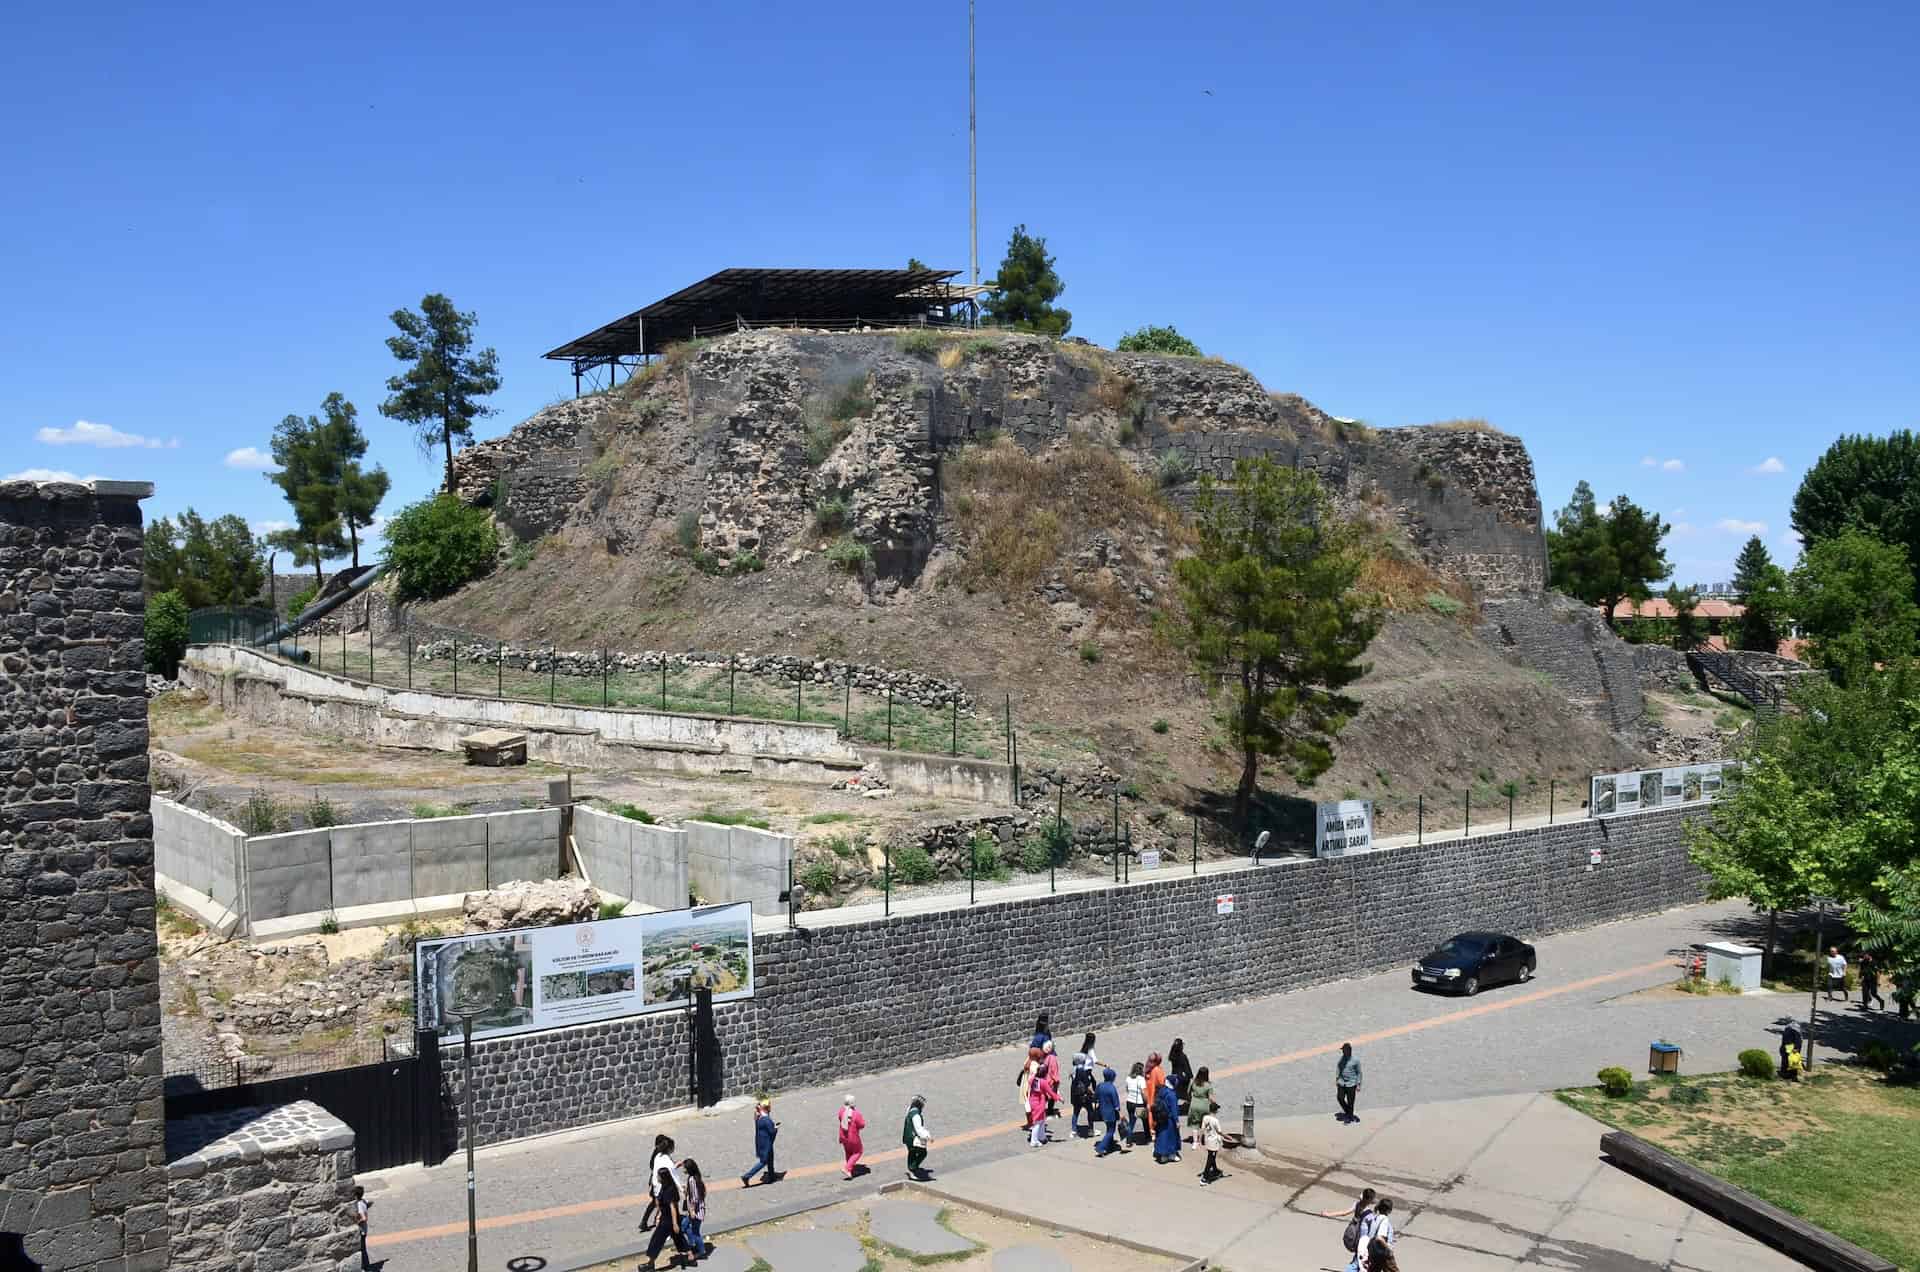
[1116,325,1202,357]
[1736,563,1791,653]
[144,511,266,607]
[1665,584,1703,650]
[1545,482,1672,628]
[906,256,930,271]
[1789,528,1920,672]
[1731,535,1773,599]
[144,589,190,677]
[382,494,499,601]
[1791,430,1920,602]
[1688,660,1919,966]
[1162,458,1382,825]
[982,225,1071,336]
[265,409,347,589]
[311,392,388,569]
[380,293,501,492]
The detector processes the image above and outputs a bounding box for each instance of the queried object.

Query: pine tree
[266,410,348,589]
[1731,536,1773,599]
[1161,459,1382,826]
[380,293,501,492]
[312,393,389,569]
[982,225,1071,336]
[1546,482,1671,627]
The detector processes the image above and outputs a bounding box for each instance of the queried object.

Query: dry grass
[1424,417,1509,435]
[944,437,1187,597]
[1359,544,1476,622]
[1092,367,1137,414]
[936,344,965,370]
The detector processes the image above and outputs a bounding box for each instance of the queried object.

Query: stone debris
[463,877,597,931]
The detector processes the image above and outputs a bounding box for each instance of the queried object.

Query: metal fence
[163,1033,409,1093]
[186,605,278,647]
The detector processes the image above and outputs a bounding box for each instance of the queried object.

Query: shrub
[826,537,871,574]
[805,418,845,467]
[596,899,628,921]
[411,802,457,819]
[1158,448,1193,487]
[609,803,655,824]
[963,337,998,359]
[1038,816,1073,865]
[676,511,701,552]
[1079,641,1102,663]
[304,793,340,828]
[584,453,620,492]
[507,540,537,571]
[1018,836,1051,873]
[828,380,872,422]
[730,550,765,575]
[814,497,851,534]
[317,911,340,935]
[285,583,318,619]
[1668,1083,1709,1106]
[1860,1040,1899,1073]
[892,843,937,885]
[144,589,189,677]
[969,833,1009,881]
[694,806,770,829]
[1425,593,1463,617]
[1151,718,1170,734]
[1596,1066,1635,1098]
[384,495,499,601]
[799,858,839,897]
[823,834,859,859]
[238,790,284,835]
[1116,324,1202,356]
[896,330,940,359]
[1737,1049,1775,1080]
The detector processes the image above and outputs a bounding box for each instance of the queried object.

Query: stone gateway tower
[0,479,168,1271]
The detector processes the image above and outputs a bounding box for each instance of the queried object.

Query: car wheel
[1520,961,1535,983]
[1462,975,1479,997]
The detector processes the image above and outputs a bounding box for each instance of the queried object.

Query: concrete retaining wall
[451,803,1711,1146]
[686,821,792,915]
[573,806,692,911]
[151,797,246,919]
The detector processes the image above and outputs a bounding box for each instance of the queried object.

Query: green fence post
[549,646,556,704]
[661,660,668,711]
[1549,779,1556,824]
[1193,817,1198,875]
[1465,789,1472,839]
[883,842,891,917]
[1417,793,1423,843]
[887,688,893,749]
[951,700,958,756]
[1053,785,1062,894]
[601,648,608,707]
[1011,729,1019,806]
[407,636,413,689]
[1004,694,1012,764]
[368,623,374,682]
[969,833,976,906]
[1508,790,1515,831]
[728,661,736,716]
[794,676,801,722]
[843,677,851,737]
[497,641,503,698]
[340,626,346,676]
[452,643,458,694]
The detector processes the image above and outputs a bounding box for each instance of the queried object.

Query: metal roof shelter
[544,267,979,393]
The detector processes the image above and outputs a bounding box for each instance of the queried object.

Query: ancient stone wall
[450,801,1705,1146]
[0,478,169,1271]
[164,1102,358,1272]
[451,396,607,537]
[1480,593,1647,732]
[1355,427,1547,597]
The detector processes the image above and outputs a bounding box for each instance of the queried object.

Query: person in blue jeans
[678,1159,708,1257]
[740,1099,780,1187]
[1094,1067,1127,1156]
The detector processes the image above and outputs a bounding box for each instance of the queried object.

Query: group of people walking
[1320,1188,1399,1271]
[1020,1015,1230,1185]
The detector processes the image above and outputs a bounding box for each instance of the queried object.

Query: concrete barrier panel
[330,820,412,908]
[631,824,688,911]
[411,815,489,897]
[487,808,561,886]
[245,829,333,921]
[684,821,734,908]
[730,825,793,916]
[573,806,633,898]
[151,796,245,909]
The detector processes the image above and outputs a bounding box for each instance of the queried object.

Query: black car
[1411,932,1536,996]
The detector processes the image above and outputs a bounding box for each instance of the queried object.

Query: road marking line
[371,954,1674,1249]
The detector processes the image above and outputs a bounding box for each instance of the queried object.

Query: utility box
[1701,941,1763,991]
[1648,1041,1682,1074]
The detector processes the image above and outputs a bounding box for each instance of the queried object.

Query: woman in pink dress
[1027,1064,1056,1147]
[837,1095,867,1179]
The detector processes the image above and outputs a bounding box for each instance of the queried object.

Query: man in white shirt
[1826,948,1848,1001]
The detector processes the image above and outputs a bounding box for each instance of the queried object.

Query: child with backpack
[1319,1188,1376,1267]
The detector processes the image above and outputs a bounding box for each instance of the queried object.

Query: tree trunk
[443,425,455,496]
[1232,658,1259,835]
[347,521,360,570]
[1765,909,1778,977]
[1602,591,1620,630]
[309,546,323,590]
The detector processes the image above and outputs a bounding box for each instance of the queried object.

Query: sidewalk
[363,899,1802,1269]
[917,1092,1802,1271]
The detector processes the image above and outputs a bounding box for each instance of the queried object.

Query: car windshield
[1434,937,1488,958]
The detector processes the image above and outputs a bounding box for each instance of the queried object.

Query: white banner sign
[1590,762,1734,819]
[414,901,754,1044]
[1314,800,1375,857]
[1140,850,1161,870]
[1215,894,1235,915]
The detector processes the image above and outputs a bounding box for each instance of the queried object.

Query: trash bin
[1648,1042,1682,1074]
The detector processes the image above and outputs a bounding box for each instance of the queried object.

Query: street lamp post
[1806,897,1829,1071]
[453,991,496,1272]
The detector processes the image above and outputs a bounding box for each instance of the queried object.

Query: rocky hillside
[418,328,1650,838]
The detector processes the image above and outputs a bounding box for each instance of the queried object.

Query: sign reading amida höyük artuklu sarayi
[414,900,754,1043]
[1314,800,1374,857]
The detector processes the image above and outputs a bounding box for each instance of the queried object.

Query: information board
[1313,800,1375,857]
[1589,762,1733,819]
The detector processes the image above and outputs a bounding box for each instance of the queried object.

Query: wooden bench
[1601,1130,1894,1272]
[459,728,527,767]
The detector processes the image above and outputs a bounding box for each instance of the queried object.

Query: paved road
[364,900,1831,1270]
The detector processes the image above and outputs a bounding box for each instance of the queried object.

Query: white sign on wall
[1314,800,1375,857]
[413,901,755,1044]
[1140,850,1162,870]
[1215,894,1235,915]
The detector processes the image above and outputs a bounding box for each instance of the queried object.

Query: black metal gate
[165,1032,445,1172]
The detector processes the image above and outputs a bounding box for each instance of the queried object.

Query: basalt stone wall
[455,802,1706,1146]
[0,478,168,1272]
[1480,593,1646,732]
[164,1101,358,1272]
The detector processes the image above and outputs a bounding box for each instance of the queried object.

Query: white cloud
[1669,521,1697,538]
[1640,456,1656,467]
[3,467,101,483]
[1718,518,1768,535]
[1748,456,1786,475]
[224,446,275,470]
[1641,455,1684,471]
[35,419,178,449]
[250,518,292,535]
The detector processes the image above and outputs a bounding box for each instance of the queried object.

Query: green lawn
[1560,1067,1920,1268]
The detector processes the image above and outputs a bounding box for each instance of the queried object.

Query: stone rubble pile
[410,638,975,710]
[462,877,597,931]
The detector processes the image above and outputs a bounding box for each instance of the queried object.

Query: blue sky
[4,1,1916,585]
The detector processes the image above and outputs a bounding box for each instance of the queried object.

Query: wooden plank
[1600,1130,1895,1272]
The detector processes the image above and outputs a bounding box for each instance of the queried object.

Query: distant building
[1604,596,1805,659]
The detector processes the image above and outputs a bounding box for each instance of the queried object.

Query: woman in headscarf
[1028,1054,1057,1146]
[1143,1052,1166,1145]
[837,1094,867,1179]
[903,1094,932,1180]
[1041,1039,1063,1118]
[1168,1038,1193,1114]
[1017,1046,1042,1137]
[1151,1069,1181,1163]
